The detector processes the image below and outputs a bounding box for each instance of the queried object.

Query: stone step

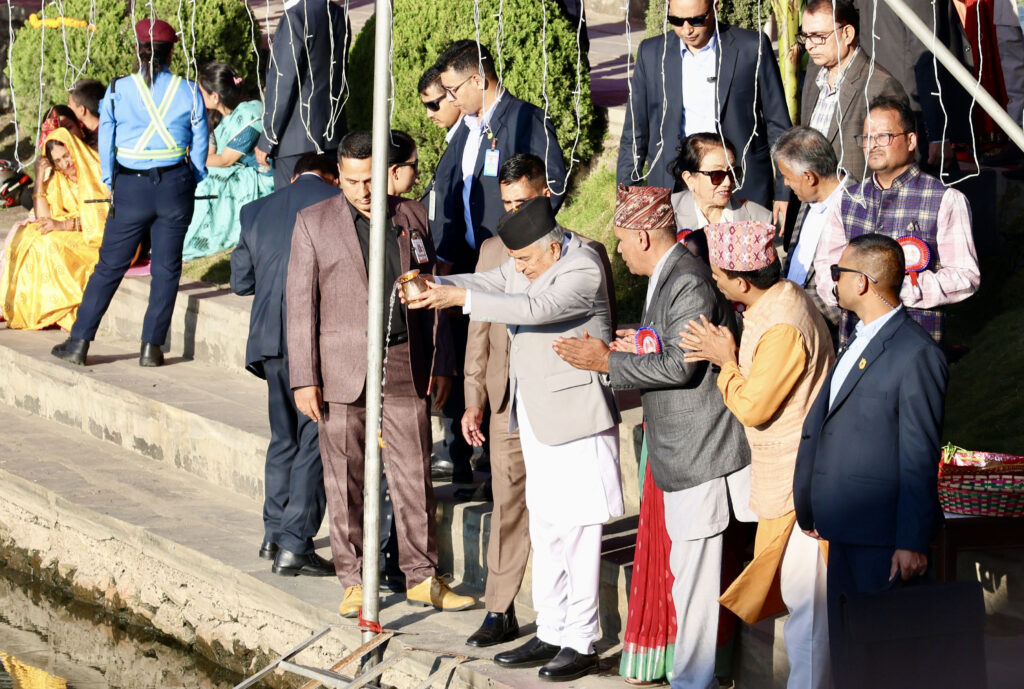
[0,404,630,688]
[97,275,252,374]
[0,326,270,502]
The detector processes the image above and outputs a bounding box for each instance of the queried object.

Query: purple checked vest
[838,165,945,344]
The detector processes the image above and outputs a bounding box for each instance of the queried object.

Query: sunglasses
[422,94,445,112]
[667,11,711,28]
[695,169,735,186]
[394,160,419,173]
[830,264,878,283]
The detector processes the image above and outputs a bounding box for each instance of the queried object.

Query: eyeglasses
[394,160,419,173]
[830,264,878,283]
[795,26,849,46]
[695,169,735,186]
[853,132,911,148]
[441,74,474,98]
[667,11,711,28]
[421,94,445,112]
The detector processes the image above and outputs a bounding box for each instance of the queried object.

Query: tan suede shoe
[338,584,363,618]
[405,576,475,611]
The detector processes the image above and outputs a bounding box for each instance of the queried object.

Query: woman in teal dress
[182,62,273,260]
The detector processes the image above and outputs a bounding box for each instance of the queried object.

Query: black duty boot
[51,337,89,366]
[139,342,164,367]
[467,603,519,647]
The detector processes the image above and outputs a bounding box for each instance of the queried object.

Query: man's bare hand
[294,385,324,422]
[406,281,466,310]
[772,200,789,228]
[552,331,611,373]
[802,529,821,540]
[890,549,928,581]
[609,328,638,353]
[461,406,487,447]
[679,315,737,367]
[255,147,269,167]
[396,275,437,305]
[428,375,452,411]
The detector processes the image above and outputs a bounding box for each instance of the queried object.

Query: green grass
[181,250,232,286]
[557,157,646,323]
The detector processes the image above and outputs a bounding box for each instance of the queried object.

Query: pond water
[0,566,251,689]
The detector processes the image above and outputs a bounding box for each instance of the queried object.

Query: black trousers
[71,163,194,344]
[263,356,326,554]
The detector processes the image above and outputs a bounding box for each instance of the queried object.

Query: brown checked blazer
[286,194,454,403]
[463,230,617,414]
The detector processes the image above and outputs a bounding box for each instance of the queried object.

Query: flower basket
[937,445,1024,517]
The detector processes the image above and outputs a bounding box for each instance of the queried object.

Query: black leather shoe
[538,647,599,682]
[139,342,164,367]
[51,337,89,366]
[431,455,455,480]
[271,549,336,577]
[467,604,519,647]
[493,637,559,668]
[258,540,278,560]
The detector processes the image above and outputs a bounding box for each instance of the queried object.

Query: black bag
[838,579,987,689]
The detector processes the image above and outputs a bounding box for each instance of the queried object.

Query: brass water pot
[397,269,428,300]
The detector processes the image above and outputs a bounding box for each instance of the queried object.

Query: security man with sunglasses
[52,19,208,367]
[618,0,792,223]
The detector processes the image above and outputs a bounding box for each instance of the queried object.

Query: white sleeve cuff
[462,289,472,315]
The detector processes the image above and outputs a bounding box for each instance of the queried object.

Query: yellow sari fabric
[0,128,109,330]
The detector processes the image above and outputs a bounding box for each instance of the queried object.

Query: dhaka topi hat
[613,184,675,232]
[706,220,778,271]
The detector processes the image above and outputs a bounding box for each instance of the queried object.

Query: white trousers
[529,513,603,654]
[780,525,831,689]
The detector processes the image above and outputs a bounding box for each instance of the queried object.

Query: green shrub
[5,0,261,143]
[349,0,604,198]
[6,0,131,133]
[646,0,766,35]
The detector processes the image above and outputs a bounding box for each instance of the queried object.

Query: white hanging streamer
[544,5,587,196]
[6,2,25,168]
[627,6,671,182]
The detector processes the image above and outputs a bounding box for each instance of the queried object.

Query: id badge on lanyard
[410,229,430,264]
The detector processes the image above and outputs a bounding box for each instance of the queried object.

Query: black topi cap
[497,197,558,250]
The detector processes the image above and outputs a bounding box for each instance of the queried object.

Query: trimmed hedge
[348,0,604,198]
[6,0,260,140]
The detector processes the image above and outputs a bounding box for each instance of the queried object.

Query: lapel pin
[858,358,867,370]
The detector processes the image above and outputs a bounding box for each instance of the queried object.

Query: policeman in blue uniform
[52,18,208,367]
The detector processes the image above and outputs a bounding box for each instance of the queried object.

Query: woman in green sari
[182,62,273,260]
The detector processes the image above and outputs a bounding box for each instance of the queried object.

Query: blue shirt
[98,68,209,185]
[680,33,718,137]
[829,306,902,408]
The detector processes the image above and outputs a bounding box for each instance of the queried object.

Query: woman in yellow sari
[0,127,110,330]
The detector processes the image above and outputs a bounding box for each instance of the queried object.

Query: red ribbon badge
[897,236,930,287]
[676,228,693,243]
[634,327,662,354]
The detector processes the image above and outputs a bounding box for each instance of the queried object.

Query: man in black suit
[617,0,792,219]
[255,0,351,189]
[793,233,948,688]
[428,39,567,486]
[231,153,341,576]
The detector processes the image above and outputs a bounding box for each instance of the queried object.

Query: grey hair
[772,126,839,178]
[532,226,565,249]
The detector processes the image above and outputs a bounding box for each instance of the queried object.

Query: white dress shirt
[787,176,847,286]
[644,242,681,315]
[828,306,901,408]
[460,91,503,248]
[681,34,719,137]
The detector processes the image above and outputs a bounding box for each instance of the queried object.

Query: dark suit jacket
[256,1,350,158]
[794,310,948,553]
[616,24,793,208]
[801,50,908,179]
[433,92,567,271]
[859,0,974,144]
[608,244,750,492]
[231,174,342,378]
[286,195,454,403]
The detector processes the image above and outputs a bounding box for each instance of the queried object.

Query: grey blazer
[608,244,750,492]
[441,233,619,446]
[671,189,773,230]
[801,50,907,180]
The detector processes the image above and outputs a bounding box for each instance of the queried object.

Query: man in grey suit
[255,0,351,189]
[799,0,907,180]
[553,186,753,689]
[407,198,622,682]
